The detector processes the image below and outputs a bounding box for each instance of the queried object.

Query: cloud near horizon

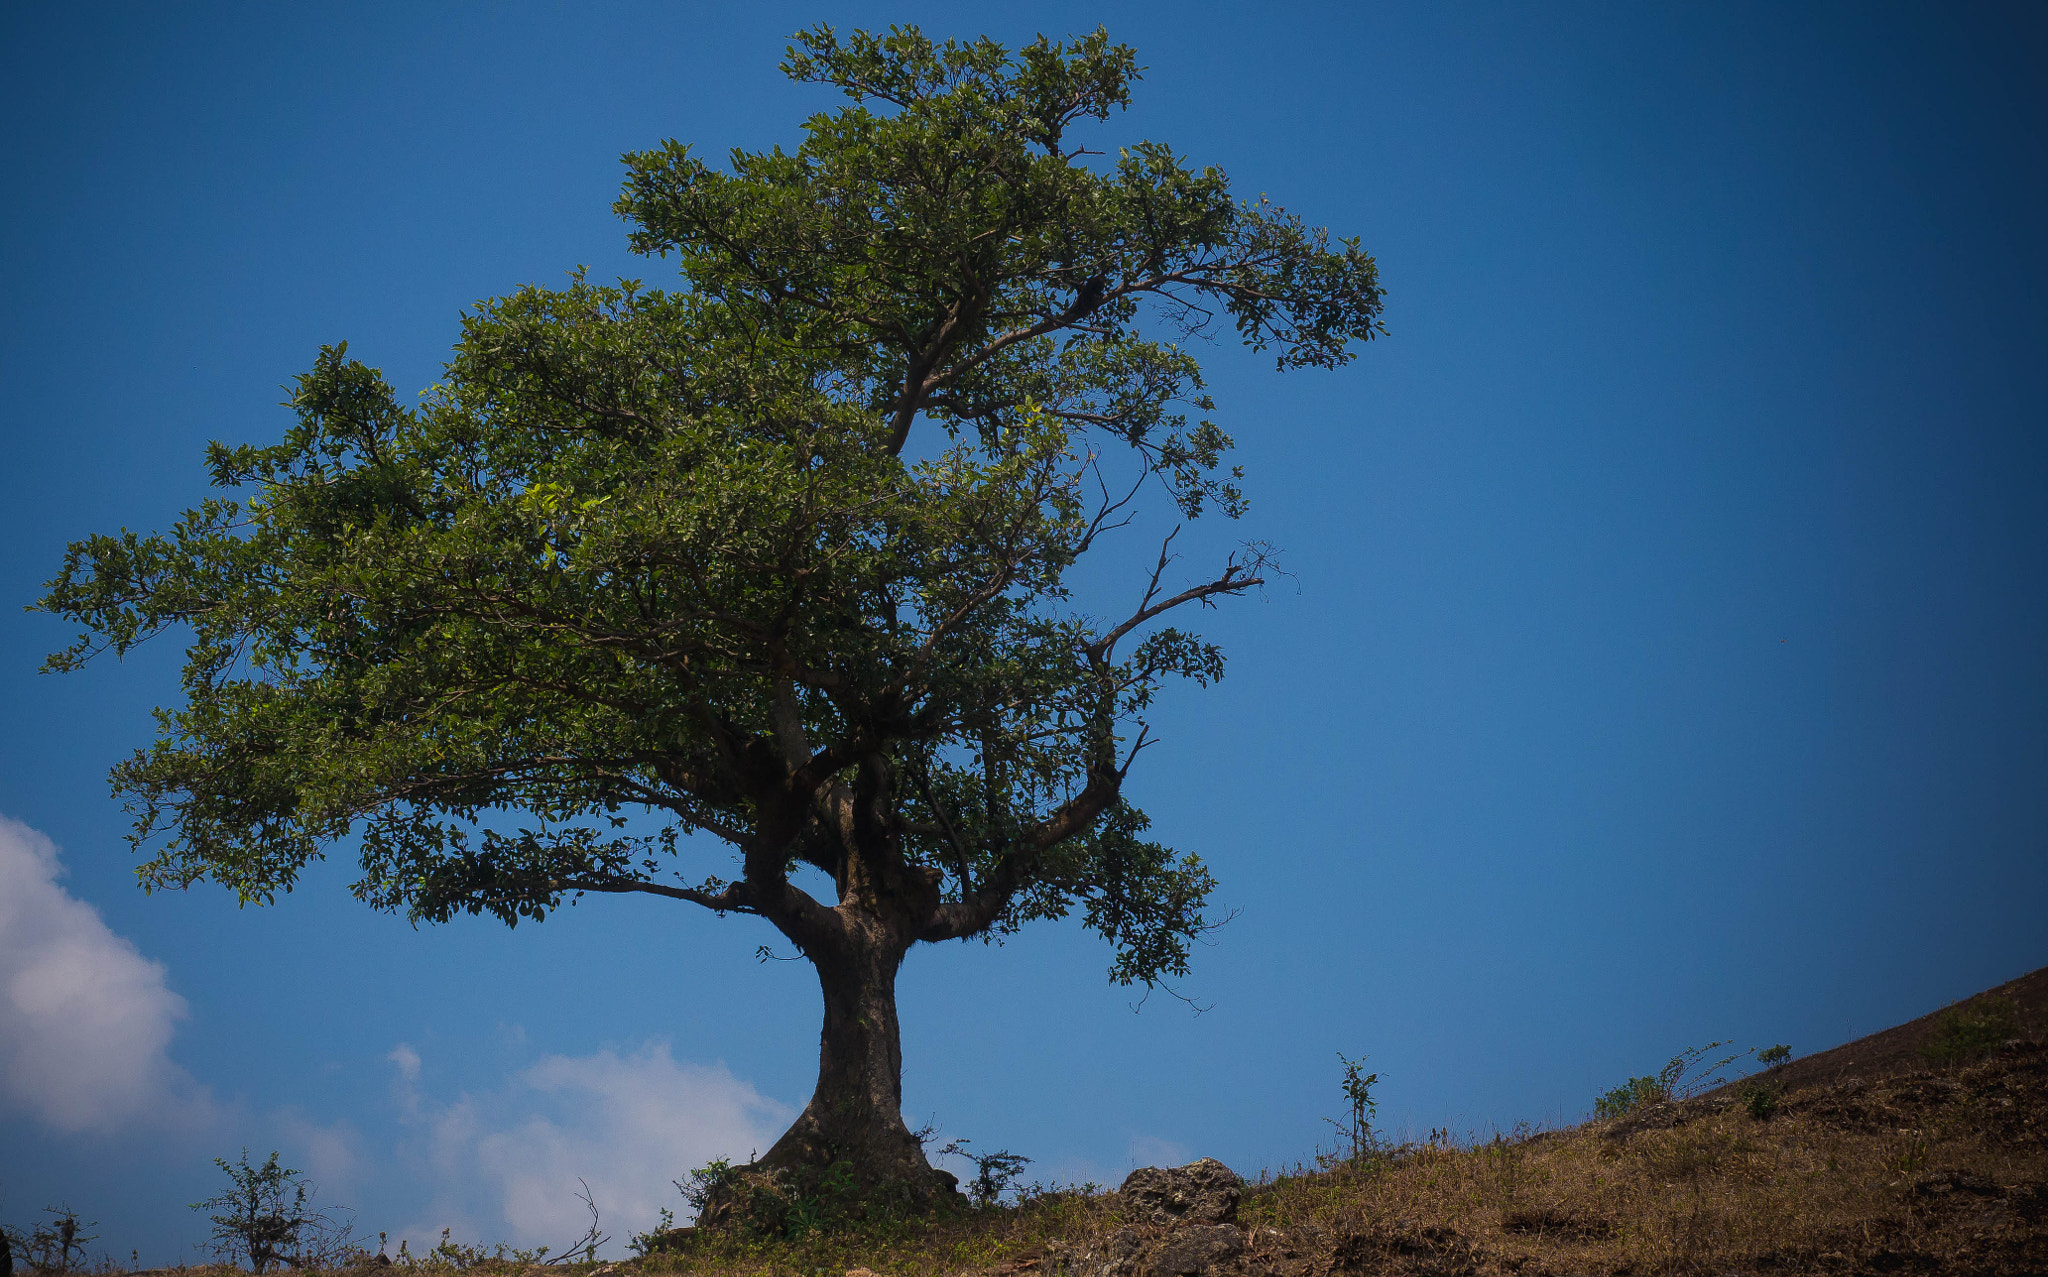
[389,1040,792,1252]
[0,815,210,1134]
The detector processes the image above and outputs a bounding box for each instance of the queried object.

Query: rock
[1119,1158,1244,1227]
[1140,1224,1245,1277]
[1045,1228,1144,1277]
[846,1268,882,1277]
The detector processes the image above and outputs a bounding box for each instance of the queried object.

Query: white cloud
[389,1041,791,1254]
[0,815,209,1134]
[277,1109,366,1202]
[1126,1133,1192,1169]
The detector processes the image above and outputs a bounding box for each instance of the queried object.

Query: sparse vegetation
[1593,1039,1758,1120]
[937,1142,1034,1208]
[3,1206,103,1275]
[1593,1073,1667,1120]
[1740,1080,1782,1121]
[1320,1054,1380,1169]
[1736,1044,1794,1121]
[1923,994,2021,1065]
[27,978,2048,1277]
[190,1150,358,1273]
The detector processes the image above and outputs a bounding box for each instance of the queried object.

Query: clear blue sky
[3,2,2044,1263]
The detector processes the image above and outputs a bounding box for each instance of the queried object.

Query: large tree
[40,27,1381,1210]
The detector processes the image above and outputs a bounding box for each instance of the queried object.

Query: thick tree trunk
[730,908,959,1218]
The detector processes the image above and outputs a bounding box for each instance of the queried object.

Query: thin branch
[909,762,973,895]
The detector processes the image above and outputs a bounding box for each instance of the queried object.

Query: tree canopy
[41,24,1381,1204]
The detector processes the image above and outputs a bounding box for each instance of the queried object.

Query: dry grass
[1233,1042,2046,1273]
[64,1040,2048,1277]
[628,1041,2048,1277]
[622,1186,1124,1277]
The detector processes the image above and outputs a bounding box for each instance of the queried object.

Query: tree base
[694,1156,962,1237]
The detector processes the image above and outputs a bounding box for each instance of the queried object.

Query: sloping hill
[1718,963,2048,1097]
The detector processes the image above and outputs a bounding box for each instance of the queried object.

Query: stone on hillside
[1120,1158,1244,1227]
[1139,1224,1245,1277]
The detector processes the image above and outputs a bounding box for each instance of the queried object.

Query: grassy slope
[107,965,2048,1277]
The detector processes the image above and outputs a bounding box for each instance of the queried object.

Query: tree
[191,1151,312,1273]
[40,26,1381,1210]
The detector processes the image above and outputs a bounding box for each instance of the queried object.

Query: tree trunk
[735,910,960,1218]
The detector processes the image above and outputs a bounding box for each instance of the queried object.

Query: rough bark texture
[756,921,954,1202]
[696,855,962,1229]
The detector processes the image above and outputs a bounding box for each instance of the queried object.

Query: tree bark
[737,902,960,1216]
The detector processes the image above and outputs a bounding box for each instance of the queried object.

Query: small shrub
[629,1208,679,1258]
[1595,1075,1668,1120]
[4,1206,100,1274]
[938,1140,1033,1207]
[1755,1044,1791,1068]
[676,1157,866,1239]
[1920,996,2019,1065]
[402,1227,555,1268]
[677,1156,743,1220]
[1596,1040,1752,1119]
[191,1149,357,1272]
[1740,1084,1780,1121]
[1321,1053,1381,1166]
[192,1150,309,1272]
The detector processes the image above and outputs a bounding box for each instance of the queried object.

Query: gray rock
[1120,1158,1245,1227]
[1045,1229,1145,1277]
[1140,1224,1245,1277]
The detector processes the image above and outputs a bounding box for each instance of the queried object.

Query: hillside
[1708,964,2048,1099]
[606,964,2048,1277]
[65,964,2048,1277]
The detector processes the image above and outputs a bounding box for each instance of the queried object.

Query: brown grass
[1233,1041,2046,1273]
[74,975,2048,1277]
[626,1040,2048,1277]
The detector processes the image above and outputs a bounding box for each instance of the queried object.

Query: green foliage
[191,1150,314,1273]
[395,1229,553,1268]
[1321,1053,1380,1166]
[679,1157,745,1220]
[629,1209,678,1259]
[1739,1044,1792,1118]
[1595,1041,1751,1120]
[938,1140,1034,1206]
[1741,1084,1781,1121]
[1480,1125,1536,1210]
[37,23,1379,999]
[1594,1075,1667,1121]
[1920,995,2019,1065]
[675,1158,872,1240]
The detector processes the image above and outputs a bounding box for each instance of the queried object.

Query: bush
[1594,1075,1668,1120]
[671,1157,869,1240]
[1594,1041,1750,1120]
[3,1206,99,1274]
[191,1149,357,1272]
[1317,1052,1382,1169]
[1921,996,2019,1065]
[938,1141,1033,1207]
[1741,1085,1781,1121]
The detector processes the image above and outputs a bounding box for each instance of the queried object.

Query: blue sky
[3,1,2044,1263]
